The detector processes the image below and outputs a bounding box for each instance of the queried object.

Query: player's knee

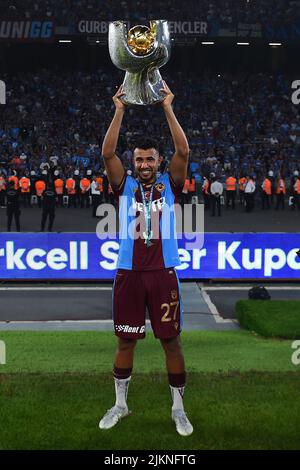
[117,338,137,353]
[160,337,182,356]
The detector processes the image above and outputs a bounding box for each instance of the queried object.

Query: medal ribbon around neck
[139,182,154,247]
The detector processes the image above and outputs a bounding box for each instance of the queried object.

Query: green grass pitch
[0,330,300,450]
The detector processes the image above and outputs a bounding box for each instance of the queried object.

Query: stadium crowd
[1,0,299,26]
[1,67,300,227]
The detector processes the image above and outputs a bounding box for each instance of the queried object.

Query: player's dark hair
[134,137,159,153]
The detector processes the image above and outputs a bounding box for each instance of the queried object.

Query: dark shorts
[113,268,183,340]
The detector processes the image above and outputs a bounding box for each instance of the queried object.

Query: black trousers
[226,190,236,209]
[0,190,6,206]
[21,192,31,207]
[275,193,285,210]
[56,194,63,207]
[41,209,55,231]
[239,190,245,204]
[181,193,190,208]
[211,196,221,216]
[262,192,271,210]
[245,193,254,212]
[7,208,20,231]
[203,193,210,210]
[92,194,102,217]
[68,194,77,208]
[81,192,90,208]
[293,194,300,210]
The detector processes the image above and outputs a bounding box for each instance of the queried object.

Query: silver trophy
[108,20,171,106]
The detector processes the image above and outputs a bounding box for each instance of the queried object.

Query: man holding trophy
[99,20,193,437]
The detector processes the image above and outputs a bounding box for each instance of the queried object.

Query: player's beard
[137,168,156,184]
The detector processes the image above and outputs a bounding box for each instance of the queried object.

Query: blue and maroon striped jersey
[114,173,182,271]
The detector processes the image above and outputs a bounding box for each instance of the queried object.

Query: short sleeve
[112,175,127,203]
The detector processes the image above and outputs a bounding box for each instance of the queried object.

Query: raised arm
[101,86,126,189]
[160,82,190,186]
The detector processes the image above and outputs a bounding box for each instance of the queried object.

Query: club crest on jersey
[171,290,178,300]
[155,183,165,193]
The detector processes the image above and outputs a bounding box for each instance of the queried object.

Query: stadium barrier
[0,233,299,281]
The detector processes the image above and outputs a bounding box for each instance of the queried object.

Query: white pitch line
[203,286,300,291]
[0,319,152,325]
[0,287,112,291]
[200,285,234,324]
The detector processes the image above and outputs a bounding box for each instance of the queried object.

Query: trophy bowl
[108,20,171,106]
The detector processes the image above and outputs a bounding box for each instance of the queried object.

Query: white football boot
[99,405,130,430]
[172,409,194,436]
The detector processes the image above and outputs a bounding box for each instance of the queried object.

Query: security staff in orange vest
[19,174,31,207]
[275,175,286,210]
[202,177,211,210]
[239,176,247,205]
[293,176,300,211]
[54,173,64,207]
[6,180,21,232]
[108,182,114,205]
[35,179,46,208]
[80,176,91,208]
[188,176,196,203]
[261,176,272,210]
[40,182,56,232]
[225,173,237,209]
[182,177,190,207]
[96,174,104,203]
[0,172,6,207]
[9,173,19,190]
[66,176,76,208]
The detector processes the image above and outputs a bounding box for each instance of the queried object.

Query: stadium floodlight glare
[59,39,72,43]
[202,41,215,45]
[237,42,250,46]
[269,42,282,46]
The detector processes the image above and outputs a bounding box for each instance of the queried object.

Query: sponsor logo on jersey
[132,196,166,213]
[115,325,145,334]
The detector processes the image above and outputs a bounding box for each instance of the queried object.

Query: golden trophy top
[127,22,157,55]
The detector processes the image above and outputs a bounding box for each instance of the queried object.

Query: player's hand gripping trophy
[108,20,171,106]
